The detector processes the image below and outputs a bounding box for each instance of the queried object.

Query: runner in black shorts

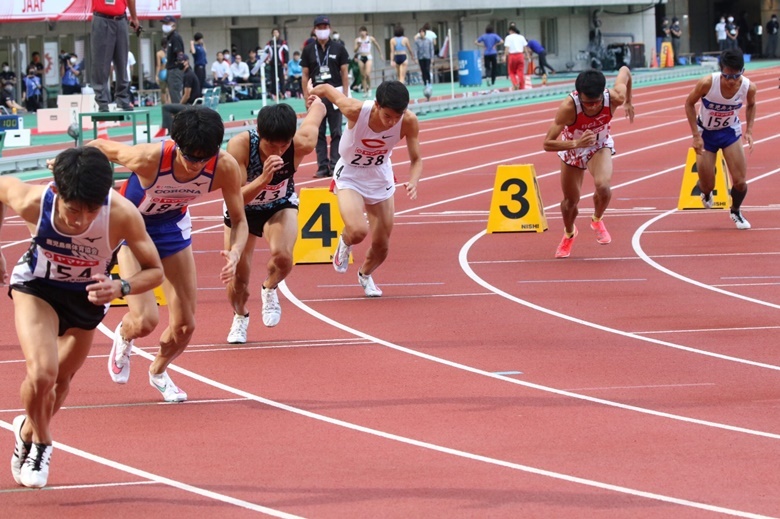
[1,147,162,489]
[223,96,326,343]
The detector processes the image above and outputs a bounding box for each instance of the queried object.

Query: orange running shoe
[590,218,612,244]
[554,226,578,258]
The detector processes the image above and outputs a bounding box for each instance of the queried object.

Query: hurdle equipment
[293,187,350,264]
[677,148,731,210]
[487,164,548,233]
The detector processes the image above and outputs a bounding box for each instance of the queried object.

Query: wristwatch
[119,279,131,297]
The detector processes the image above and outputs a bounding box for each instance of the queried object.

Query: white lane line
[0,480,159,494]
[516,278,647,284]
[89,322,776,519]
[634,325,780,335]
[0,420,303,518]
[0,398,252,415]
[632,166,780,311]
[565,383,717,392]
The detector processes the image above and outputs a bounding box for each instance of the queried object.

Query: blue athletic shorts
[145,212,192,259]
[700,126,741,153]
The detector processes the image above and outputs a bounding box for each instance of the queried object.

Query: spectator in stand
[504,25,528,90]
[230,54,250,84]
[211,51,232,87]
[22,66,43,113]
[287,50,303,98]
[163,15,185,103]
[61,53,83,95]
[28,52,44,83]
[190,32,208,88]
[715,16,728,51]
[246,49,264,98]
[1,62,17,102]
[475,25,503,86]
[419,22,437,47]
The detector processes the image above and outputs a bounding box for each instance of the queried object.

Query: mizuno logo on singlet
[193,181,209,186]
[83,236,101,243]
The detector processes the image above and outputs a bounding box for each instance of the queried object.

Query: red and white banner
[0,0,181,22]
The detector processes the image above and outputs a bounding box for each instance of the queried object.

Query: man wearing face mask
[162,16,185,104]
[91,0,139,112]
[715,16,728,51]
[0,62,17,99]
[61,53,83,95]
[725,16,739,50]
[301,15,350,178]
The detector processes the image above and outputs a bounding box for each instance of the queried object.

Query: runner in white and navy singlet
[11,183,115,333]
[121,140,218,258]
[557,89,615,169]
[696,71,750,153]
[334,99,403,204]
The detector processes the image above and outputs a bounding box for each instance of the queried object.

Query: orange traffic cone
[526,59,535,76]
[650,48,658,68]
[665,46,675,67]
[96,121,109,140]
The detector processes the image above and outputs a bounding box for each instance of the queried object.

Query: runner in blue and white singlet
[12,183,115,291]
[696,71,750,152]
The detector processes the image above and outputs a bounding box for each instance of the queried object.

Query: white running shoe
[108,322,132,384]
[730,210,751,230]
[149,371,187,402]
[20,443,52,488]
[227,313,249,343]
[700,191,715,209]
[358,272,383,297]
[11,415,31,485]
[261,287,281,327]
[332,234,352,274]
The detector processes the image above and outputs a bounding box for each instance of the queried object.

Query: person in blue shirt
[527,39,556,75]
[287,50,303,97]
[476,25,504,86]
[190,32,208,89]
[22,67,42,113]
[60,53,82,95]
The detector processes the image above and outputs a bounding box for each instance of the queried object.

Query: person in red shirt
[543,66,634,259]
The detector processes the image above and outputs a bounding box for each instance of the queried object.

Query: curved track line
[632,165,780,309]
[89,323,775,519]
[0,421,302,518]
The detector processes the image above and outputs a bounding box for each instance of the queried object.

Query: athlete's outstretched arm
[684,75,712,155]
[744,82,757,152]
[309,82,364,121]
[86,140,161,178]
[611,66,634,122]
[402,112,423,200]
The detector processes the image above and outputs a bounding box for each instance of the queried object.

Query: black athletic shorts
[9,279,108,336]
[224,202,298,238]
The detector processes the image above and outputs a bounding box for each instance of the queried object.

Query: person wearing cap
[162,15,186,103]
[301,15,351,178]
[90,0,140,111]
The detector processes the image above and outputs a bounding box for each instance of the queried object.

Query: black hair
[375,80,409,113]
[171,106,225,158]
[359,26,368,33]
[485,25,494,34]
[194,32,203,41]
[575,69,606,99]
[52,147,114,209]
[508,26,519,34]
[256,103,297,142]
[394,25,404,38]
[720,48,744,71]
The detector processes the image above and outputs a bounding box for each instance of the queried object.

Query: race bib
[248,178,289,206]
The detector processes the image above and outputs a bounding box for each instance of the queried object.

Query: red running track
[2,68,780,518]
